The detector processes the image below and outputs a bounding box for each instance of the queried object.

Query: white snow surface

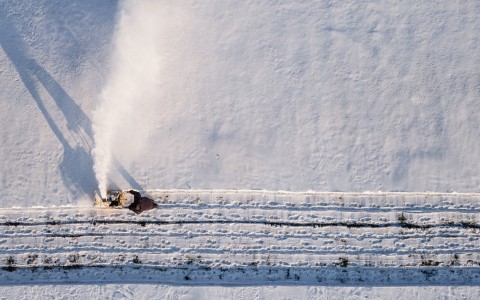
[1,0,480,207]
[1,0,480,298]
[2,285,480,300]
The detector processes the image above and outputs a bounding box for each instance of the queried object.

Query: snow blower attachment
[95,190,158,214]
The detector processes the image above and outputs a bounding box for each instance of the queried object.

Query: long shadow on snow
[0,265,478,286]
[0,6,141,198]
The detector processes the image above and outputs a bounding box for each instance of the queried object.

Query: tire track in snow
[0,191,479,284]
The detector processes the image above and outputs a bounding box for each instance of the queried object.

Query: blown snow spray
[92,0,185,197]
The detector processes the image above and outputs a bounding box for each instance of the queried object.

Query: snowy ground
[0,191,479,286]
[3,285,480,300]
[1,0,480,207]
[1,0,480,298]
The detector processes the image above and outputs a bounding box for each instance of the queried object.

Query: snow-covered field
[1,0,480,298]
[2,0,480,206]
[3,285,480,300]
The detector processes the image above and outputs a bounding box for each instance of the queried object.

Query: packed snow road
[0,190,479,285]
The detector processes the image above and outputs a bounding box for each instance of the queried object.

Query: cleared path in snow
[0,191,479,284]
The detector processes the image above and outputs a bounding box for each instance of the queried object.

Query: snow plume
[93,0,188,198]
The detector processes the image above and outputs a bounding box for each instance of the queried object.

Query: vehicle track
[0,191,479,284]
